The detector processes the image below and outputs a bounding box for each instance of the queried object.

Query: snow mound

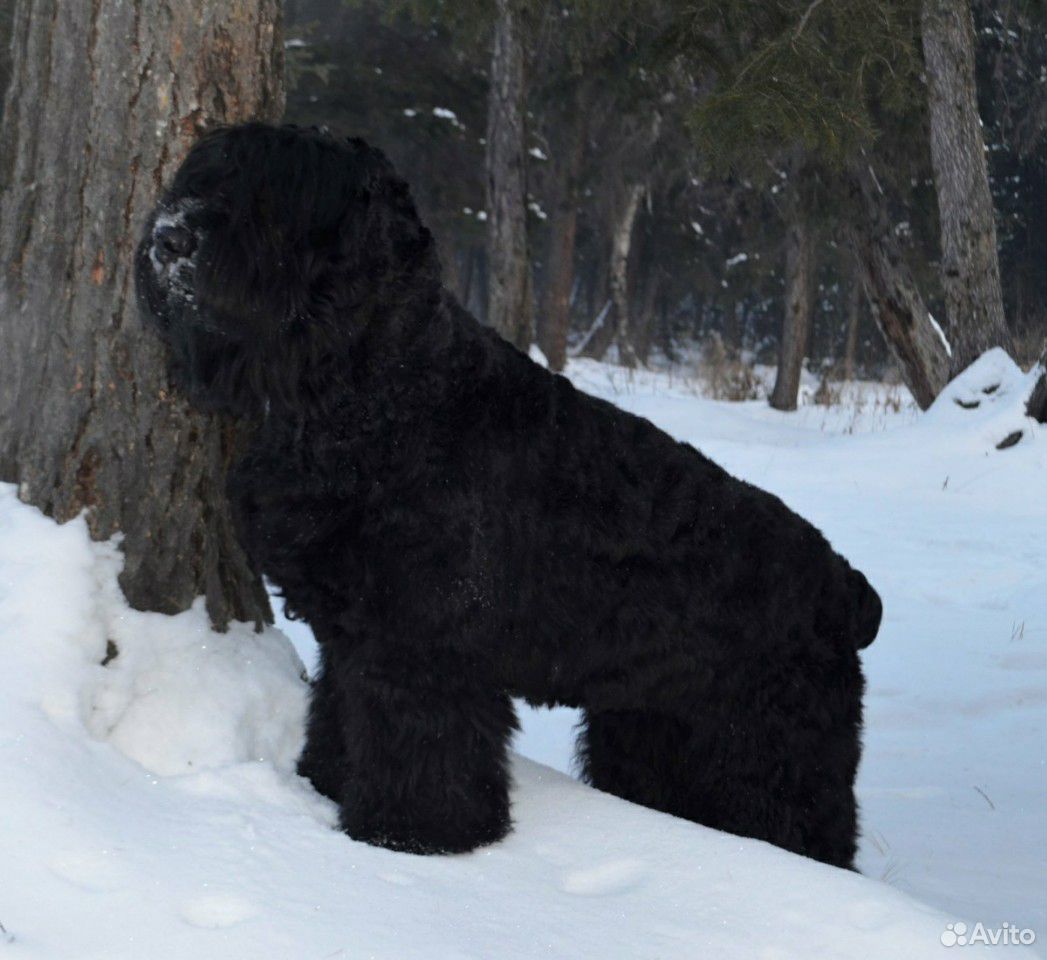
[925,347,1041,452]
[0,481,1024,958]
[83,563,307,777]
[528,342,549,368]
[0,488,309,779]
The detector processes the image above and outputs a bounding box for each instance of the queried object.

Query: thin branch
[973,785,996,810]
[794,0,827,41]
[866,163,885,196]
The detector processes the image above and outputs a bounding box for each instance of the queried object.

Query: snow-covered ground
[1,350,1043,958]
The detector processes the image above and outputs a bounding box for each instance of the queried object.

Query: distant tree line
[283,0,1045,409]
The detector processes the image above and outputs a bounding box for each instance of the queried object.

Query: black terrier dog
[136,123,881,867]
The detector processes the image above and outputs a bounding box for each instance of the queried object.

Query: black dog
[136,123,881,868]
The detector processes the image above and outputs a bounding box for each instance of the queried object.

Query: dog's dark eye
[154,224,196,263]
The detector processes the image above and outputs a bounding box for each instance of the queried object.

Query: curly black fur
[135,123,881,866]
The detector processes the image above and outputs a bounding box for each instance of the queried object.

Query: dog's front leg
[324,644,518,855]
[296,643,348,804]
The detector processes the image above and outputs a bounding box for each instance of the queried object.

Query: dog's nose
[154,224,196,264]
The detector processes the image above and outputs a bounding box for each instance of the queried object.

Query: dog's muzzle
[153,223,196,266]
[147,199,202,279]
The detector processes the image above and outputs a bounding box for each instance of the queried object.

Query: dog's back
[411,298,881,696]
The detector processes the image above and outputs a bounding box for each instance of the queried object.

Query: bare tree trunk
[460,244,476,312]
[610,182,646,367]
[485,0,531,350]
[843,273,863,381]
[632,270,662,365]
[922,0,1013,373]
[0,0,283,629]
[722,298,741,353]
[588,258,609,337]
[582,183,643,363]
[537,195,578,369]
[770,212,813,411]
[657,295,675,362]
[437,235,462,304]
[845,167,952,409]
[537,86,588,372]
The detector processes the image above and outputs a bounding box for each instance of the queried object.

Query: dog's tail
[847,568,882,649]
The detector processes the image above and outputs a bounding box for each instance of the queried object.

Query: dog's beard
[137,247,252,418]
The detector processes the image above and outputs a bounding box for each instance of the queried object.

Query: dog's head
[135,123,437,415]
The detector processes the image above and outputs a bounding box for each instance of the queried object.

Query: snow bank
[0,350,1043,958]
[0,490,308,780]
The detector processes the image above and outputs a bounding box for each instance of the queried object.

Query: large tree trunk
[770,212,813,411]
[845,168,952,409]
[537,86,589,372]
[922,0,1013,374]
[0,0,283,629]
[485,0,531,350]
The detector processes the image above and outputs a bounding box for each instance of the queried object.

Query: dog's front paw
[339,801,511,855]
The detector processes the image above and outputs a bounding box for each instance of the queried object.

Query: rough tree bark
[0,0,283,629]
[922,0,1013,374]
[844,167,951,409]
[770,210,813,411]
[0,4,12,121]
[485,0,531,350]
[537,85,589,372]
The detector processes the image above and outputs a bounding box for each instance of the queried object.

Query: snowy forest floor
[1,350,1043,959]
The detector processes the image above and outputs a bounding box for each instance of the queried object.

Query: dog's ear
[183,128,437,338]
[257,136,440,346]
[332,139,439,300]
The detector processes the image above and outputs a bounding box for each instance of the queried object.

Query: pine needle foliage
[672,0,922,174]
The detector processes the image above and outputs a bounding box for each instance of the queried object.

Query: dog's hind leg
[329,645,518,855]
[578,708,696,817]
[578,651,863,870]
[671,676,863,870]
